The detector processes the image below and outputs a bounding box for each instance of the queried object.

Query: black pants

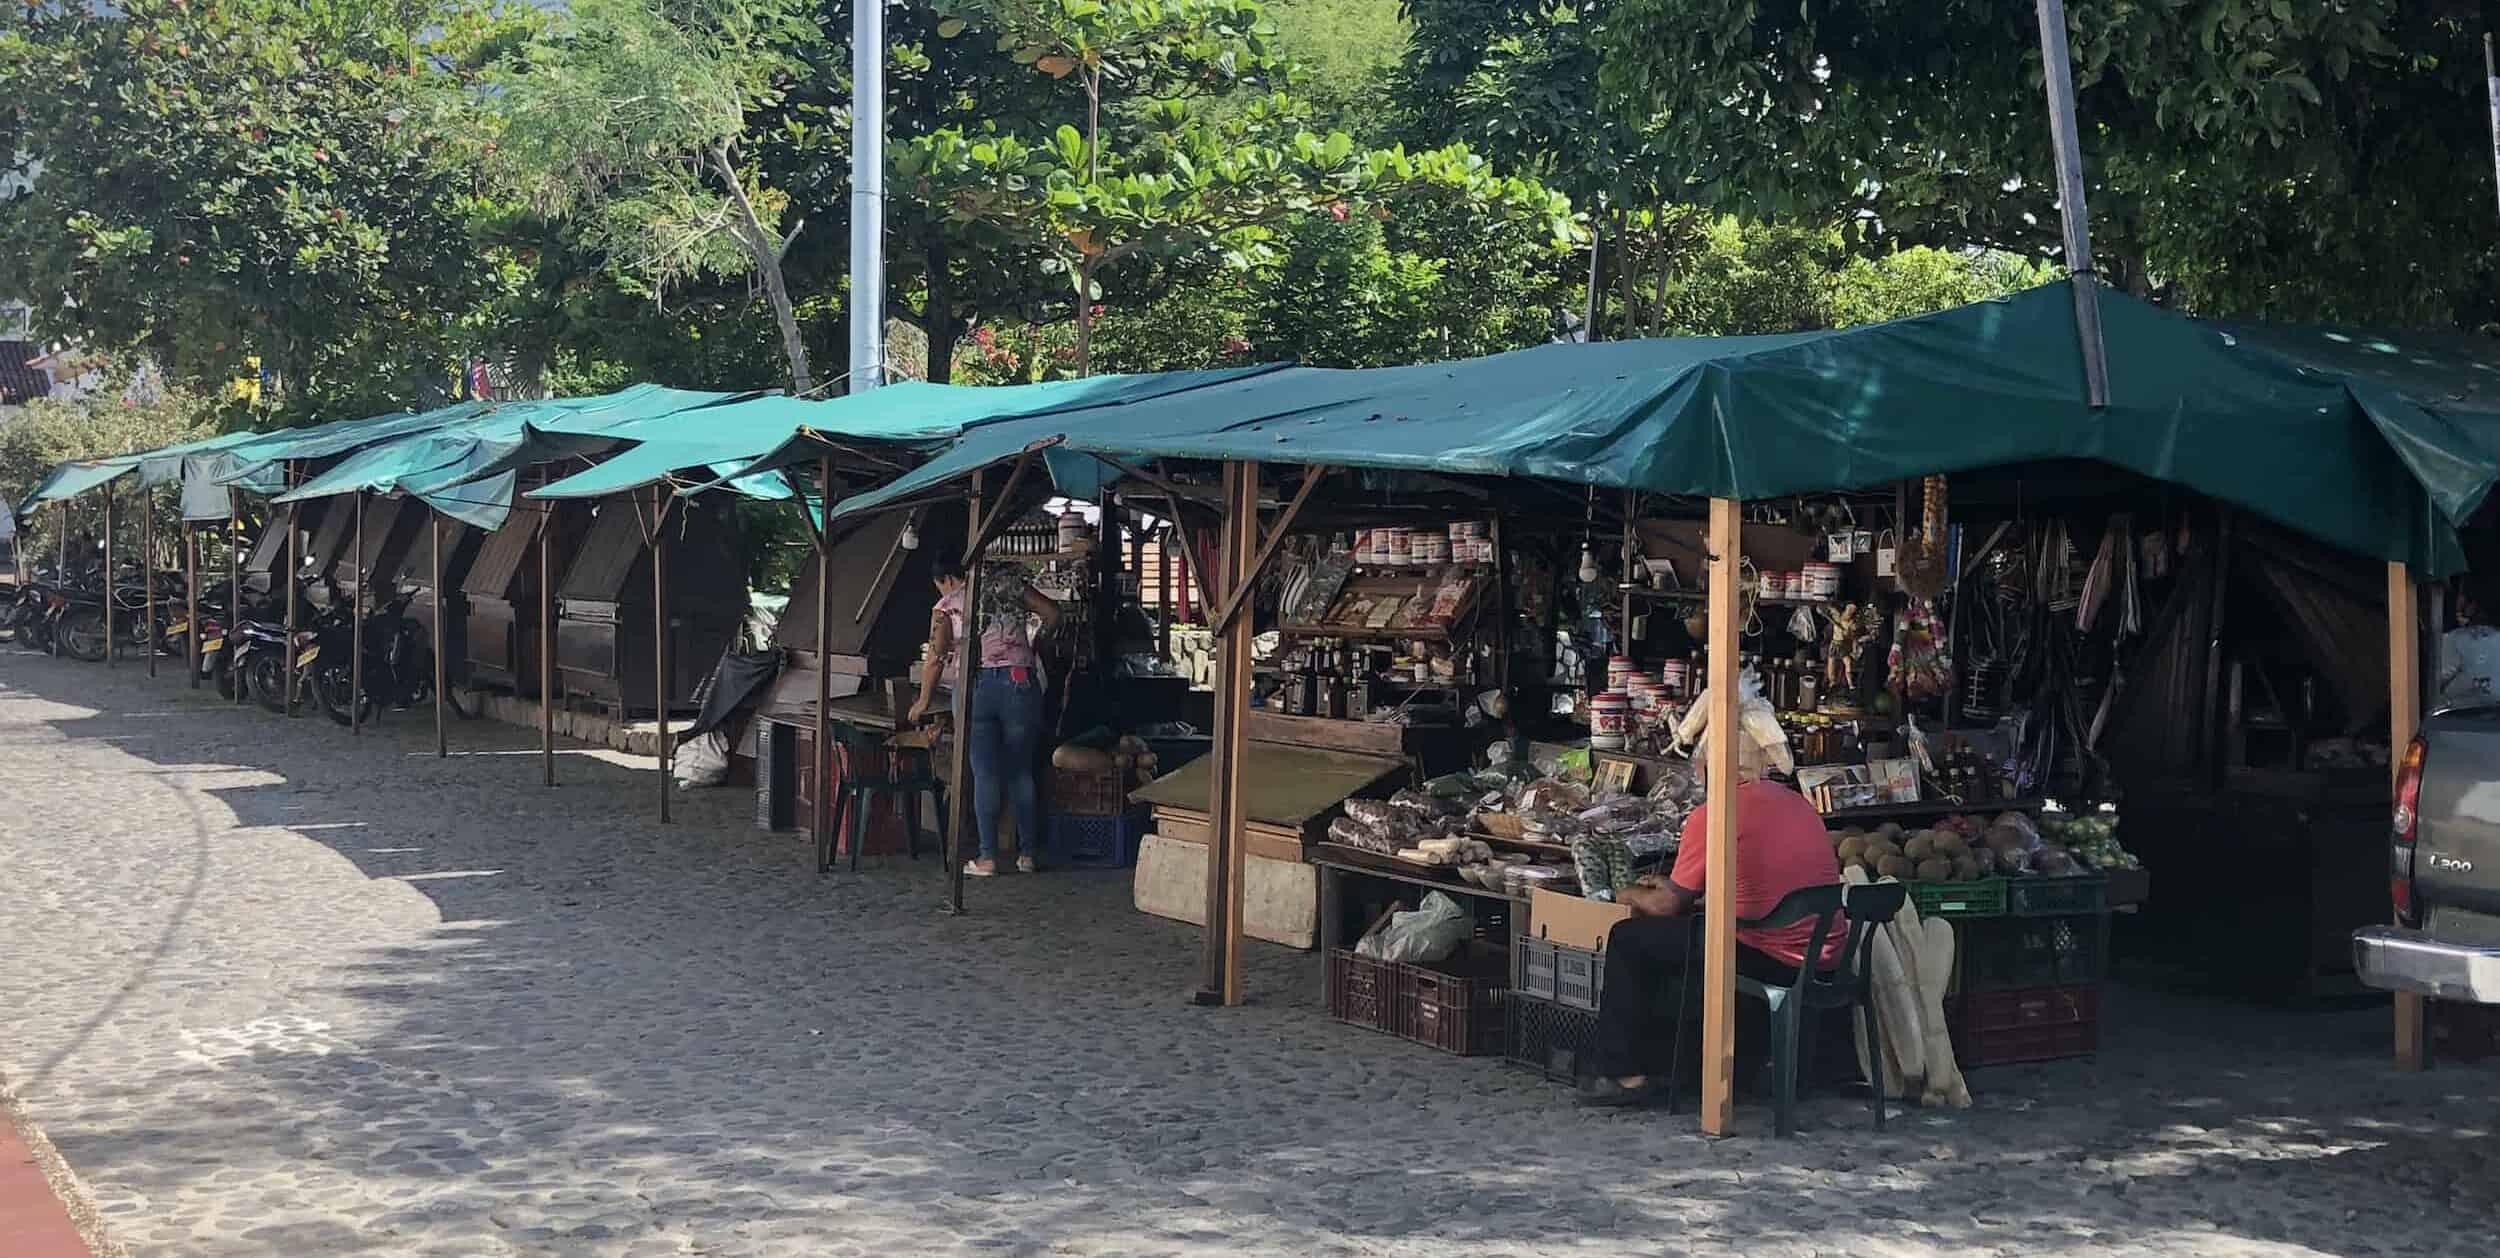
[1588,914,1799,1081]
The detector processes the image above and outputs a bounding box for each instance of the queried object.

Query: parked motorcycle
[301,586,467,726]
[49,564,110,663]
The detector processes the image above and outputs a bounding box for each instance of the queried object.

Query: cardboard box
[1528,886,1635,953]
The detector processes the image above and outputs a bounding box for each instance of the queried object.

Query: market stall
[774,277,2491,1131]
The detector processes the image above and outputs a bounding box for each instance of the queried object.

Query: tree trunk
[924,237,956,384]
[1075,255,1097,378]
[711,141,815,395]
[1615,210,1639,341]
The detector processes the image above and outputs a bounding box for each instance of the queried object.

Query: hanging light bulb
[1577,543,1600,584]
[899,511,921,551]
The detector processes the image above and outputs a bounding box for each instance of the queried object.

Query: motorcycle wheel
[249,653,290,715]
[59,608,108,662]
[312,662,375,728]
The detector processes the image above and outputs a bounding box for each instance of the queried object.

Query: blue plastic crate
[1046,809,1149,868]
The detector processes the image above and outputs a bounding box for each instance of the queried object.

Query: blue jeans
[968,667,1044,862]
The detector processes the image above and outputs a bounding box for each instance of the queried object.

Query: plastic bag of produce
[1515,778,1590,815]
[1391,788,1462,819]
[1327,815,1393,853]
[1356,891,1473,964]
[1570,834,1636,901]
[1343,799,1398,829]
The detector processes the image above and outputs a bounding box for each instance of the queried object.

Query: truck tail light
[2392,736,2425,926]
[2394,737,2426,844]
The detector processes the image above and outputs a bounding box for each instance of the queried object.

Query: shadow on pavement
[5,651,2498,1256]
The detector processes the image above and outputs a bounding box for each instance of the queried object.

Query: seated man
[1580,736,1845,1106]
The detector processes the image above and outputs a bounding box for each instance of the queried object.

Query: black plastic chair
[818,720,947,874]
[1735,880,1907,1137]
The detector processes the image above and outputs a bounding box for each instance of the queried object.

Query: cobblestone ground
[2,652,2497,1257]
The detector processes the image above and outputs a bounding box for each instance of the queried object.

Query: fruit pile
[1831,809,2130,882]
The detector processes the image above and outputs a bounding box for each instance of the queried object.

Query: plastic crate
[1327,948,1397,1035]
[1049,764,1130,817]
[1553,944,1605,1011]
[1955,914,2106,993]
[1911,877,2006,919]
[1400,962,1506,1056]
[1512,937,1605,1010]
[1045,808,1149,868]
[1951,984,2098,1033]
[1505,992,1602,1083]
[1512,937,1561,1003]
[1949,986,2100,1066]
[2006,873,2109,916]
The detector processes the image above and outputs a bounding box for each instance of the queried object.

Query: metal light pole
[2484,34,2500,224]
[848,0,886,393]
[2034,0,2109,406]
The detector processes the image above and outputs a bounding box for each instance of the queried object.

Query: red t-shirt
[1670,779,1845,967]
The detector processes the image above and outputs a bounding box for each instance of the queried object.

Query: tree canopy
[1595,0,2500,324]
[0,0,498,417]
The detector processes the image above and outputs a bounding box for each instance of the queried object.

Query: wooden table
[1310,843,1526,957]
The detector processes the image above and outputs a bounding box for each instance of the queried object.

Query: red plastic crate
[1327,948,1397,1034]
[1049,764,1129,816]
[1398,944,1508,1056]
[1949,984,2100,1066]
[1953,984,2098,1033]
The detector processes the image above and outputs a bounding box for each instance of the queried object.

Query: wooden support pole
[945,470,986,913]
[185,524,200,688]
[285,501,302,716]
[351,492,366,736]
[1195,460,1259,1006]
[653,488,673,824]
[1699,496,1744,1135]
[540,503,556,786]
[432,514,447,759]
[102,476,114,667]
[228,505,242,706]
[814,458,836,869]
[145,486,158,678]
[2390,562,2428,1071]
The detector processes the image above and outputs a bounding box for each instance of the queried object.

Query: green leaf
[937,18,967,38]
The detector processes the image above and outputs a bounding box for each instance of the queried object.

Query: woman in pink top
[909,558,1061,876]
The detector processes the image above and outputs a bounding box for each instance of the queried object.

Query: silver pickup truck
[2354,713,2500,1002]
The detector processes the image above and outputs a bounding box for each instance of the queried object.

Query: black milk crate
[1505,991,1601,1083]
[2005,873,2109,917]
[1955,914,2107,993]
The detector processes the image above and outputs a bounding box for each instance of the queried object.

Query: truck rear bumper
[2354,926,2500,1003]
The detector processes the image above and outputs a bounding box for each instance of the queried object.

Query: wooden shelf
[1822,796,2044,824]
[1277,623,1456,641]
[1625,587,1835,609]
[1309,844,1529,905]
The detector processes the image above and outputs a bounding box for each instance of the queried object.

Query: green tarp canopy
[25,458,139,505]
[531,367,1288,504]
[827,282,2498,575]
[271,385,741,529]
